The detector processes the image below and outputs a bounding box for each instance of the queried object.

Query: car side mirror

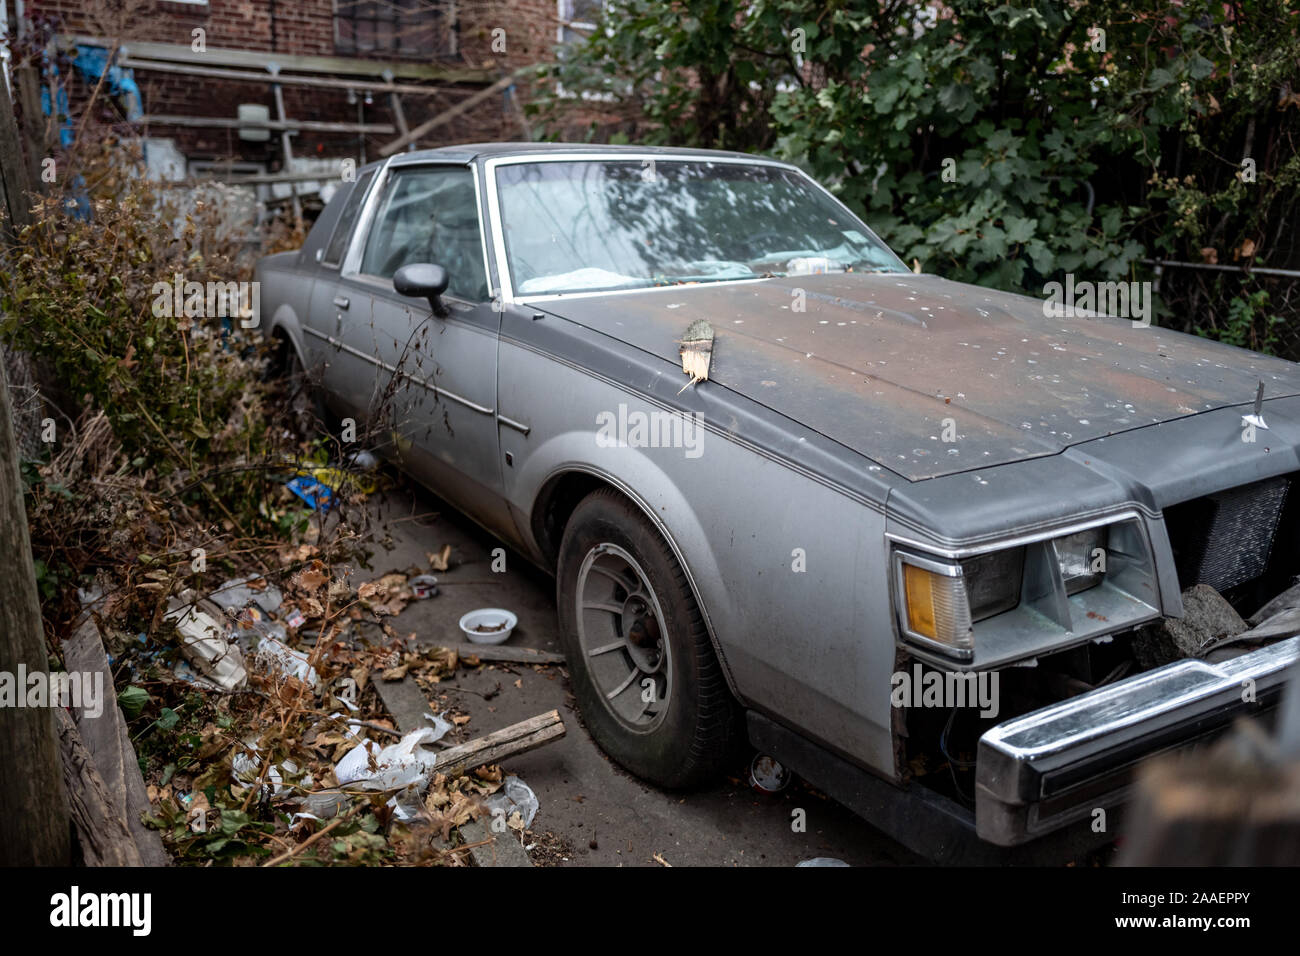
[393,263,450,317]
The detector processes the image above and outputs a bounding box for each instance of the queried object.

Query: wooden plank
[119,57,460,97]
[138,115,396,135]
[69,36,494,83]
[1120,722,1300,865]
[432,709,566,780]
[437,642,566,665]
[62,617,169,866]
[57,709,143,867]
[379,71,524,156]
[389,91,415,154]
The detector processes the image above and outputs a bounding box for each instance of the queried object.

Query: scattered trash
[334,726,441,791]
[284,608,306,629]
[389,784,428,822]
[209,575,283,616]
[298,465,377,496]
[748,753,792,793]
[255,635,321,689]
[678,318,714,392]
[483,775,540,829]
[165,604,248,692]
[230,602,287,647]
[292,790,350,819]
[459,608,518,645]
[423,711,455,742]
[77,584,106,611]
[231,739,310,795]
[796,857,849,867]
[345,449,379,471]
[409,574,439,599]
[286,474,335,511]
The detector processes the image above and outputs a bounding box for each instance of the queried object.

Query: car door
[303,168,377,419]
[334,162,509,530]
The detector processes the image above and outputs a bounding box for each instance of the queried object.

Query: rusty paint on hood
[537,273,1300,480]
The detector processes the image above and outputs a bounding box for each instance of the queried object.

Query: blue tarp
[70,44,142,121]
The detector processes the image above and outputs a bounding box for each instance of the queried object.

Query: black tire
[556,488,739,789]
[277,336,339,440]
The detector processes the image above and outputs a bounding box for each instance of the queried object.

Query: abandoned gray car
[256,143,1300,861]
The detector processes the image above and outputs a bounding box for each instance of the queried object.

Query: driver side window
[359,166,489,302]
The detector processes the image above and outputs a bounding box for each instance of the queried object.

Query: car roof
[377,141,793,171]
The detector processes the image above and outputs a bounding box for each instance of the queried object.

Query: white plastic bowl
[459,608,518,645]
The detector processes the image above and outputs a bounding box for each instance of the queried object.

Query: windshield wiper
[653,273,768,286]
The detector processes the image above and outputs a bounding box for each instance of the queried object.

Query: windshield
[494,159,908,296]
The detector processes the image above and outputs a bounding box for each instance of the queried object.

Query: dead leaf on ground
[427,545,453,572]
[295,563,329,592]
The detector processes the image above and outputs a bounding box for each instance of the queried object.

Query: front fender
[516,431,742,700]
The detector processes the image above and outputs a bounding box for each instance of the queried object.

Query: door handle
[333,296,350,310]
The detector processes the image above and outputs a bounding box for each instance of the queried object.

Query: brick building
[5,0,606,214]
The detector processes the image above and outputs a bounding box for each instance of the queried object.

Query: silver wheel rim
[574,543,672,732]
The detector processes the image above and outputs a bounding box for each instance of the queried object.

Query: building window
[334,0,455,58]
[557,0,604,45]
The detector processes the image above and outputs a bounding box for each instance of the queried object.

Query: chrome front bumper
[975,635,1300,846]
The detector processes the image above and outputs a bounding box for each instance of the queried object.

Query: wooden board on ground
[437,642,565,665]
[432,709,565,780]
[62,617,170,866]
[56,708,142,866]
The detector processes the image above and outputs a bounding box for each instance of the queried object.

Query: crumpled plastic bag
[255,635,320,689]
[334,726,440,791]
[165,604,247,692]
[209,575,283,615]
[423,711,454,742]
[231,740,310,795]
[483,775,539,829]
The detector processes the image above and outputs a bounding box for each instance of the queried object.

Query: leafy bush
[1,143,267,471]
[0,139,309,634]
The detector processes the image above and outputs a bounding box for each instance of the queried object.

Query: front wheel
[556,489,739,789]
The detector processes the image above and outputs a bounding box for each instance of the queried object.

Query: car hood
[536,273,1300,480]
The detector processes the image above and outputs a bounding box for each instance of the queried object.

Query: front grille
[1165,477,1290,592]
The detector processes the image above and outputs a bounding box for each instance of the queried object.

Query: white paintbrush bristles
[678,319,714,393]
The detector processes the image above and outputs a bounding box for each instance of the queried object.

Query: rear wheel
[556,489,739,788]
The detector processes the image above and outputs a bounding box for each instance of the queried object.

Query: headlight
[896,547,1023,658]
[895,553,974,656]
[959,548,1024,620]
[1053,526,1108,594]
[894,516,1155,667]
